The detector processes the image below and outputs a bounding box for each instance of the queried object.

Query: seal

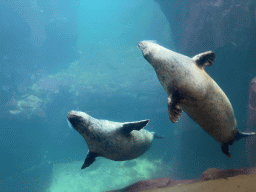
[138,40,256,157]
[67,110,164,169]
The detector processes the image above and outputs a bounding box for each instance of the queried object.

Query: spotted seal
[67,110,163,169]
[138,40,256,157]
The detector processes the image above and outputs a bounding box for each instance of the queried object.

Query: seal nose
[138,41,145,51]
[67,111,80,128]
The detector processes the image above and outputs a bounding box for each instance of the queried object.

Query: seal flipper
[168,95,182,123]
[192,51,216,69]
[221,131,256,158]
[151,132,165,139]
[221,143,231,158]
[81,151,99,169]
[121,119,150,135]
[235,131,256,141]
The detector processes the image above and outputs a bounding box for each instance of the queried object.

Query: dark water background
[0,0,255,191]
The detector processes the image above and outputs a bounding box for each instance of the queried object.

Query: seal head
[67,110,163,169]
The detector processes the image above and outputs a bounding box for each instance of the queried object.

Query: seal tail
[235,131,256,141]
[221,131,256,158]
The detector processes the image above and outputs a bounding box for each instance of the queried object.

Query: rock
[199,167,255,181]
[247,77,256,129]
[9,94,46,119]
[107,166,256,192]
[108,178,195,192]
[32,76,60,95]
[154,0,253,54]
[146,173,256,192]
[246,77,256,167]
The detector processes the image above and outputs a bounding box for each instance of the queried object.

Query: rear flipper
[152,132,164,139]
[221,131,256,158]
[81,151,99,169]
[236,131,256,140]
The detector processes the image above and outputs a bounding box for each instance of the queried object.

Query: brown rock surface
[108,178,196,192]
[144,173,256,192]
[107,167,256,192]
[199,167,255,181]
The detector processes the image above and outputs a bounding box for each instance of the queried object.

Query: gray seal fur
[138,40,256,157]
[67,110,163,169]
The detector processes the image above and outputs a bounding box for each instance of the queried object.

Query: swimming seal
[67,110,164,169]
[138,40,256,157]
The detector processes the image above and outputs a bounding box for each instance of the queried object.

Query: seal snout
[67,110,80,128]
[138,41,146,51]
[138,40,157,60]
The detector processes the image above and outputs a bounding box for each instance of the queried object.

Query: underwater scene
[0,0,256,191]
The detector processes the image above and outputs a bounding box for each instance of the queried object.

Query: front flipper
[81,151,99,169]
[221,144,231,158]
[121,119,150,135]
[168,95,182,123]
[192,51,216,69]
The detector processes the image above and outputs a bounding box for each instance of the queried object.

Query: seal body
[138,40,255,157]
[67,110,163,169]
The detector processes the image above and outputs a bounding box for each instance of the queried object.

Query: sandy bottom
[145,173,256,192]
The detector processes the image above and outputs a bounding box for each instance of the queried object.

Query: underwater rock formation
[154,0,254,55]
[9,94,46,119]
[247,77,256,129]
[246,77,256,167]
[32,76,61,95]
[108,166,256,192]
